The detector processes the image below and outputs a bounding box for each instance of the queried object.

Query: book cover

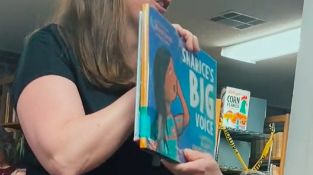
[135,4,217,163]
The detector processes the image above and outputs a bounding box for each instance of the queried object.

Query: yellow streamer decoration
[219,118,274,172]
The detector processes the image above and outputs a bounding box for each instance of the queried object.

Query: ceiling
[0,0,304,110]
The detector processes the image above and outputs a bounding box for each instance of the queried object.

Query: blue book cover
[135,4,217,163]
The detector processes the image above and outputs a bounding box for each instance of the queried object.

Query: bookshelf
[215,98,290,175]
[0,75,20,129]
[0,75,14,85]
[0,74,24,159]
[217,128,272,175]
[2,122,20,129]
[1,51,19,128]
[264,114,290,175]
[215,99,274,175]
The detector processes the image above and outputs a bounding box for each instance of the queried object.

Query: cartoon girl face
[164,58,177,102]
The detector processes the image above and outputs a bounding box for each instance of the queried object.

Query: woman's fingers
[172,24,200,52]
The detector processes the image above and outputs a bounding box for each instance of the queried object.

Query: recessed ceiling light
[210,10,265,30]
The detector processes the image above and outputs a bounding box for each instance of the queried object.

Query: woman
[13,0,222,175]
[0,127,17,175]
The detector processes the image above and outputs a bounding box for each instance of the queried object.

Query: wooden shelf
[266,114,290,175]
[251,157,281,163]
[219,126,270,142]
[267,157,281,161]
[1,122,20,129]
[0,75,14,85]
[219,165,269,175]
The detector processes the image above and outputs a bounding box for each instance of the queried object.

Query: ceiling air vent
[210,11,265,30]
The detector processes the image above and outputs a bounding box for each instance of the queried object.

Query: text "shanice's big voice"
[182,48,215,136]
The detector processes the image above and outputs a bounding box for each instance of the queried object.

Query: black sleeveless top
[12,24,172,175]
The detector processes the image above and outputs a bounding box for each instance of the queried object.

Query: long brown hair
[52,0,134,87]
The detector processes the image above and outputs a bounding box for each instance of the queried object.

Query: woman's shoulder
[25,24,66,54]
[29,23,58,37]
[20,23,75,69]
[12,23,77,107]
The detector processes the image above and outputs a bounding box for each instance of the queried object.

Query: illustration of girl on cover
[151,46,190,162]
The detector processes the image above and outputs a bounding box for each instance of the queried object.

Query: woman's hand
[172,24,200,52]
[162,149,222,175]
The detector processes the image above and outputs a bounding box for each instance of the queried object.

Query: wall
[216,54,296,111]
[284,0,313,173]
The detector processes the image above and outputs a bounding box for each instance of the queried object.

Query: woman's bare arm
[17,75,136,175]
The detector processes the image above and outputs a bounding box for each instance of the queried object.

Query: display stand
[215,99,273,175]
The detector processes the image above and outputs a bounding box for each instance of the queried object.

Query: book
[220,87,250,130]
[134,11,144,142]
[134,4,217,163]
